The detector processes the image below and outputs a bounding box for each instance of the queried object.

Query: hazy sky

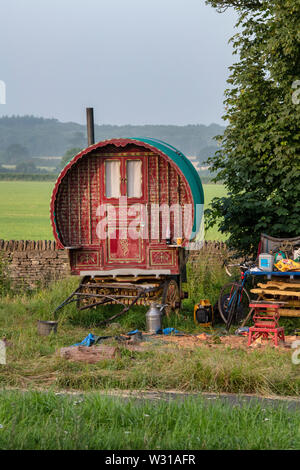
[0,0,236,125]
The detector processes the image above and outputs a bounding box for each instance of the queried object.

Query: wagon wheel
[162,279,181,318]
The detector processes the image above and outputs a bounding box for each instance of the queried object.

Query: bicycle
[218,260,255,330]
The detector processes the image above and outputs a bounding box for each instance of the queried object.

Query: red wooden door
[101,156,147,267]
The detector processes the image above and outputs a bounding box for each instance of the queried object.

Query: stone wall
[0,240,230,290]
[0,240,70,290]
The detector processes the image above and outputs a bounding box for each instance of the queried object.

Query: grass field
[0,277,299,396]
[0,391,299,450]
[0,181,226,241]
[0,181,54,240]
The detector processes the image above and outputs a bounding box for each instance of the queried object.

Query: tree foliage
[60,148,83,170]
[207,0,262,12]
[205,0,300,255]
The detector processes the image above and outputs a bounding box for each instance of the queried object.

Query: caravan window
[105,160,121,198]
[126,160,142,198]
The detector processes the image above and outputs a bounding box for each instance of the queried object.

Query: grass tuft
[0,391,299,450]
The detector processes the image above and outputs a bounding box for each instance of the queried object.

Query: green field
[0,181,226,241]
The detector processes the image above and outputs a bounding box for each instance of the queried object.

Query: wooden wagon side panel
[148,154,160,243]
[55,177,70,246]
[158,158,169,241]
[76,158,90,246]
[89,155,101,246]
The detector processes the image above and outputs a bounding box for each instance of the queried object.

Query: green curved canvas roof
[133,137,204,235]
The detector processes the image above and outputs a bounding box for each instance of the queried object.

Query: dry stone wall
[0,240,70,290]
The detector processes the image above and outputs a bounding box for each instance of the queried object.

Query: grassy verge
[0,391,299,450]
[0,277,299,396]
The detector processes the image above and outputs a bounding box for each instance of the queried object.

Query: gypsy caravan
[51,124,204,320]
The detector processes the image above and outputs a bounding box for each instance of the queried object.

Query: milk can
[146,303,166,333]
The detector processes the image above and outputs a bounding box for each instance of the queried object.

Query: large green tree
[205,0,300,255]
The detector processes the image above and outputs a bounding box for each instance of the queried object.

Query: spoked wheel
[162,279,181,317]
[218,282,251,326]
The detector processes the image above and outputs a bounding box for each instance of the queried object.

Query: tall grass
[0,254,10,297]
[0,391,299,450]
[186,257,228,306]
[0,273,299,396]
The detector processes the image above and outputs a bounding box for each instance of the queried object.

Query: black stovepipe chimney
[86,107,95,146]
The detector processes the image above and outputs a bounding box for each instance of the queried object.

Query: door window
[126,160,142,198]
[105,160,121,198]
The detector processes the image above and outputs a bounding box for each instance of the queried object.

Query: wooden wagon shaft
[278,309,300,318]
[257,282,300,290]
[95,290,147,326]
[54,286,154,314]
[251,288,300,297]
[80,283,160,290]
[53,287,83,316]
[76,293,138,299]
[78,296,127,311]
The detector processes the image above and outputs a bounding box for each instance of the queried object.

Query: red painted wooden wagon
[50,135,204,322]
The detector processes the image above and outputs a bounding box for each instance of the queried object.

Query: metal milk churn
[146,303,165,333]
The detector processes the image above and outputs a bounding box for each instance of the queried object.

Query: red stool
[248,303,285,347]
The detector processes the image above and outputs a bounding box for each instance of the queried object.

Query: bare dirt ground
[141,332,298,351]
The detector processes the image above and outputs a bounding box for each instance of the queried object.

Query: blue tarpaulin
[72,333,96,347]
[156,327,180,335]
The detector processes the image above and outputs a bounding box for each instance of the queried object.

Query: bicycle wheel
[225,288,238,331]
[218,282,251,325]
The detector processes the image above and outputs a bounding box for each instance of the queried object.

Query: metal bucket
[37,320,58,336]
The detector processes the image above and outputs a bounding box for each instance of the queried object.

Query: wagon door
[102,156,147,268]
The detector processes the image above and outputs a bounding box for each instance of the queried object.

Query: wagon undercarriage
[54,276,182,324]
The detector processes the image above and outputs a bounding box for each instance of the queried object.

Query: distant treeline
[0,115,224,165]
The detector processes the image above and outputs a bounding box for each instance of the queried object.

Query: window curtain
[127,160,142,198]
[105,161,121,198]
